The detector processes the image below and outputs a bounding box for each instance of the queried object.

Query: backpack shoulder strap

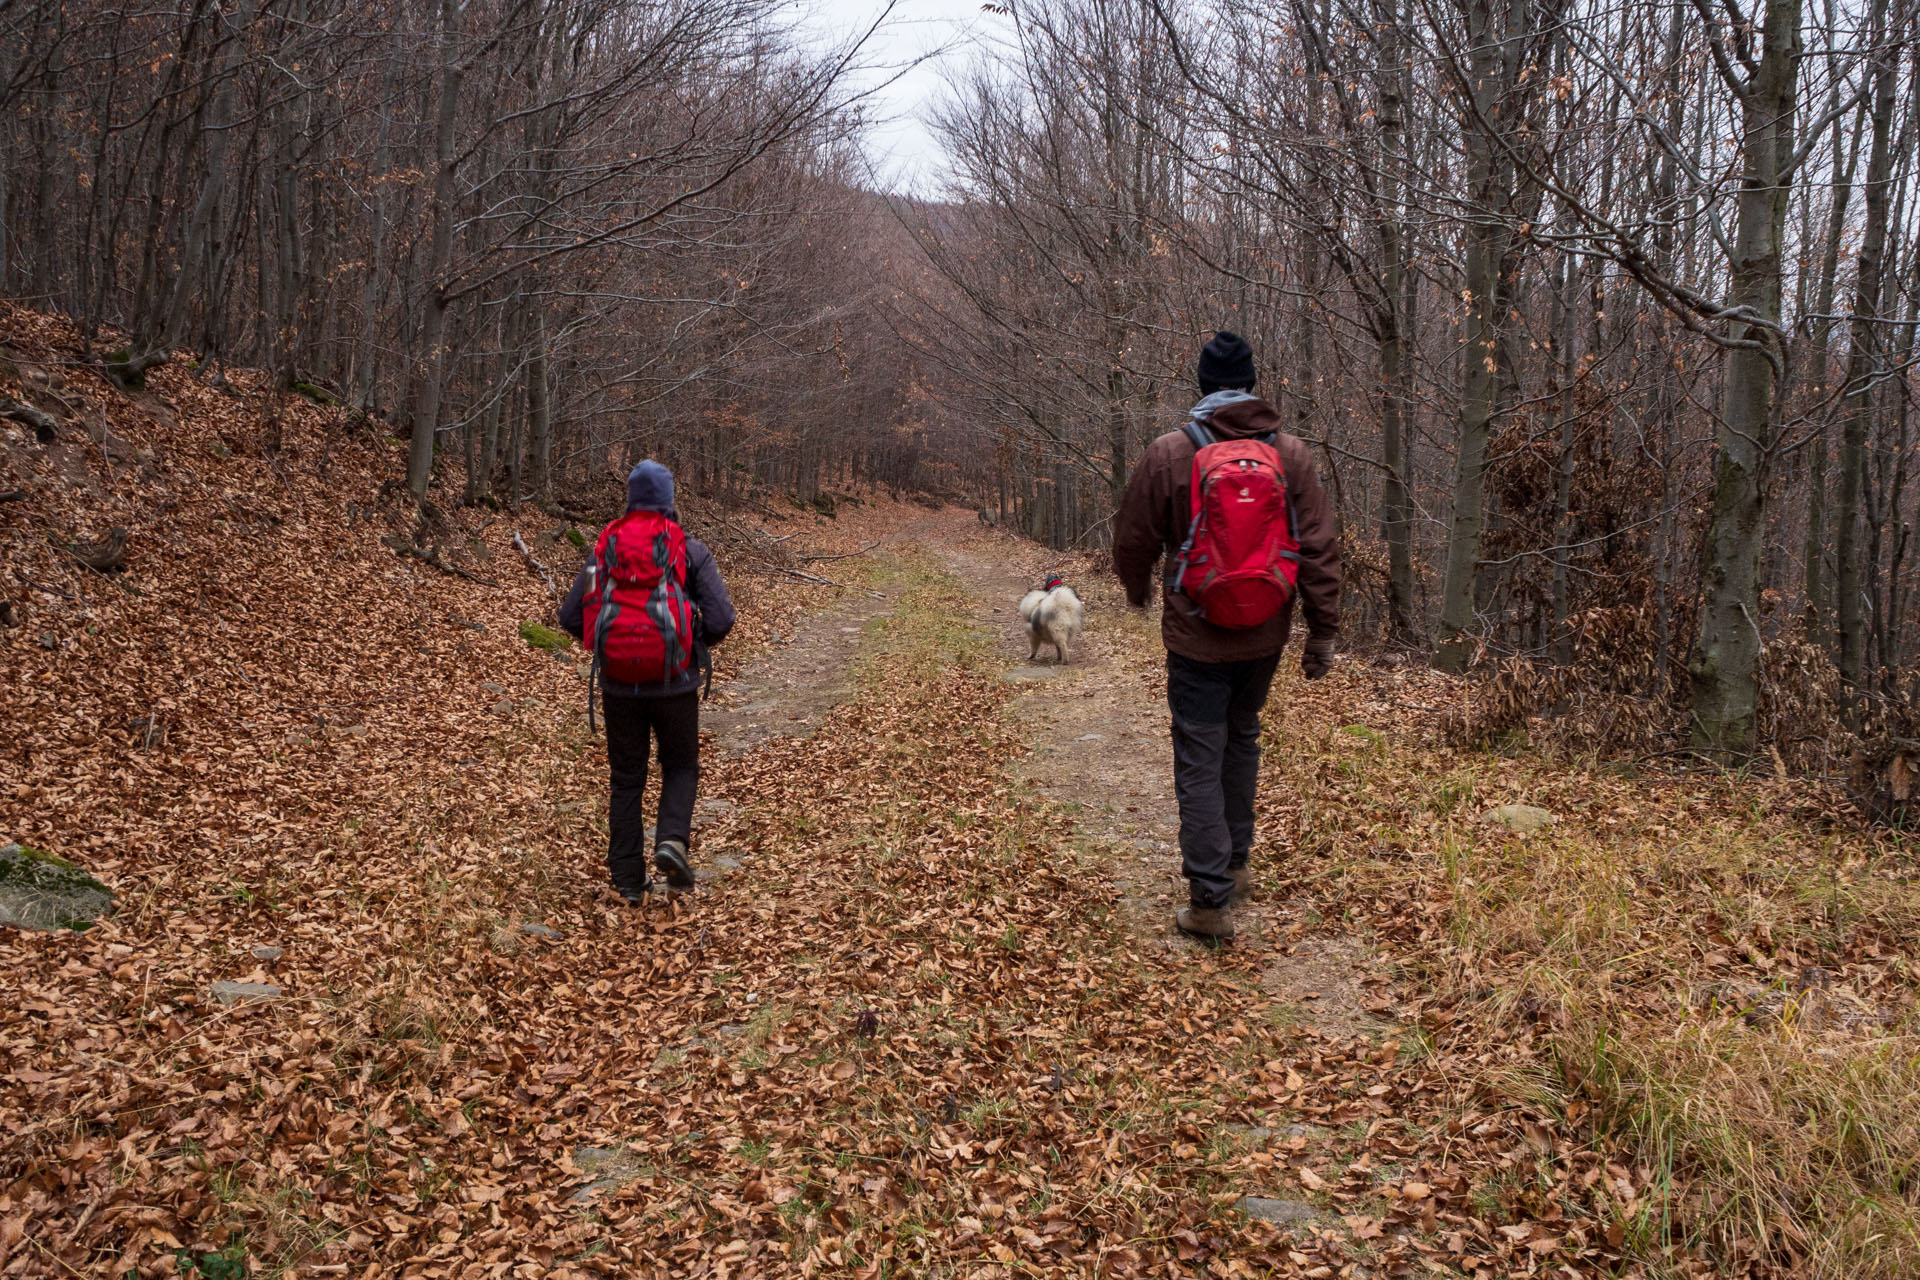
[1180,420,1216,451]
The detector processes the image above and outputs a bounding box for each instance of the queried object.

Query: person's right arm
[557,563,592,642]
[1112,437,1169,608]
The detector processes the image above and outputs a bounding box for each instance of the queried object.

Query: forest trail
[718,513,1345,942]
[8,328,1910,1277]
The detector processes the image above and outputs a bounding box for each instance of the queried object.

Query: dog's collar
[1043,577,1064,591]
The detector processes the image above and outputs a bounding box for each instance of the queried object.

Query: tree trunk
[1837,0,1895,700]
[1804,102,1865,628]
[1549,250,1581,663]
[406,0,463,506]
[527,311,552,503]
[1435,0,1514,673]
[1689,0,1802,753]
[1376,0,1416,644]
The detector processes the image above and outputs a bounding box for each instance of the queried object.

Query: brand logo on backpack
[1170,421,1301,629]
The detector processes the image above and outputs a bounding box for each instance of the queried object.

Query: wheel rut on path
[700,583,894,759]
[928,519,1390,1038]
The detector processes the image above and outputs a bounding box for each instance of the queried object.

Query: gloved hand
[1301,635,1336,681]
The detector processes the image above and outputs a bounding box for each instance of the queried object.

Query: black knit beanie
[1197,330,1257,394]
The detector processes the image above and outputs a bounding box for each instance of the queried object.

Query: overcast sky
[800,0,1008,194]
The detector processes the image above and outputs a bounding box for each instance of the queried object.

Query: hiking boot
[1175,905,1235,942]
[612,881,649,907]
[1229,865,1254,902]
[653,840,695,891]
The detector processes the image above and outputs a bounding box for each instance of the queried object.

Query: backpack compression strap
[587,534,617,733]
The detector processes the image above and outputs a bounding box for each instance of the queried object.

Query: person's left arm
[685,539,736,645]
[1284,437,1342,677]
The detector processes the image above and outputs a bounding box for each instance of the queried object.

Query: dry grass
[1263,664,1920,1278]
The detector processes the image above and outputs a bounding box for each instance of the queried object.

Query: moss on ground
[0,842,113,929]
[519,621,570,652]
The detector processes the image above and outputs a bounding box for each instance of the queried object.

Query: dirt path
[700,580,894,758]
[693,510,1387,1037]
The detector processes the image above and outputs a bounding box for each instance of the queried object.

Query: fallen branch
[1,396,59,443]
[512,530,559,598]
[800,540,879,564]
[0,490,29,504]
[51,527,128,573]
[380,533,500,586]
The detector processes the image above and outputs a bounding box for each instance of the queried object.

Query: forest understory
[3,310,1919,1279]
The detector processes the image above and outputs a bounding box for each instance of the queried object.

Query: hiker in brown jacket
[1113,331,1342,940]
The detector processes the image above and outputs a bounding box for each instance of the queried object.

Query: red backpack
[1170,421,1301,628]
[583,510,695,712]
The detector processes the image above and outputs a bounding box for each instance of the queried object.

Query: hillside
[4,306,1919,1279]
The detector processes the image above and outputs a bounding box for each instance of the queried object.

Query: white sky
[797,0,1010,194]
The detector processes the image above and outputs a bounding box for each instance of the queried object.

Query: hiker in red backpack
[1113,332,1342,942]
[559,461,735,905]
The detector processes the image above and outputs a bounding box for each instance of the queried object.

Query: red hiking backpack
[1170,421,1301,629]
[583,510,695,705]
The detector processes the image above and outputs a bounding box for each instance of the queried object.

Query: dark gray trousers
[603,690,700,890]
[1167,651,1281,908]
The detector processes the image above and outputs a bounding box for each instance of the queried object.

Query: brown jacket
[1112,393,1341,663]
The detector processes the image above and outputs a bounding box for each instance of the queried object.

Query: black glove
[1301,635,1336,681]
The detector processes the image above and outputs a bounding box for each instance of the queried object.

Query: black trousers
[602,690,700,889]
[1166,651,1281,908]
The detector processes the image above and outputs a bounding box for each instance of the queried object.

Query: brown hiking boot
[653,840,695,891]
[1175,905,1235,942]
[1229,866,1254,902]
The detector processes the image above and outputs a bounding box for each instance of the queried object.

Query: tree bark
[1837,0,1896,700]
[1375,0,1416,644]
[1435,0,1517,673]
[1689,0,1802,752]
[406,0,463,506]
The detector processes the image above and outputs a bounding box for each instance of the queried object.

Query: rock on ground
[1236,1196,1322,1225]
[210,980,282,1004]
[0,843,113,931]
[1481,803,1554,833]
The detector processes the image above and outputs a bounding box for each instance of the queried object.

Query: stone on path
[211,980,282,1004]
[1236,1196,1322,1225]
[519,922,559,938]
[0,843,113,932]
[569,1145,645,1203]
[482,681,506,694]
[1481,803,1554,834]
[491,697,515,715]
[251,945,284,961]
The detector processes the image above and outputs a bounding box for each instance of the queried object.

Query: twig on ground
[761,563,884,598]
[800,540,880,564]
[381,534,500,586]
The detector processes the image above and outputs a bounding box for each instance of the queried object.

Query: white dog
[1018,576,1084,664]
